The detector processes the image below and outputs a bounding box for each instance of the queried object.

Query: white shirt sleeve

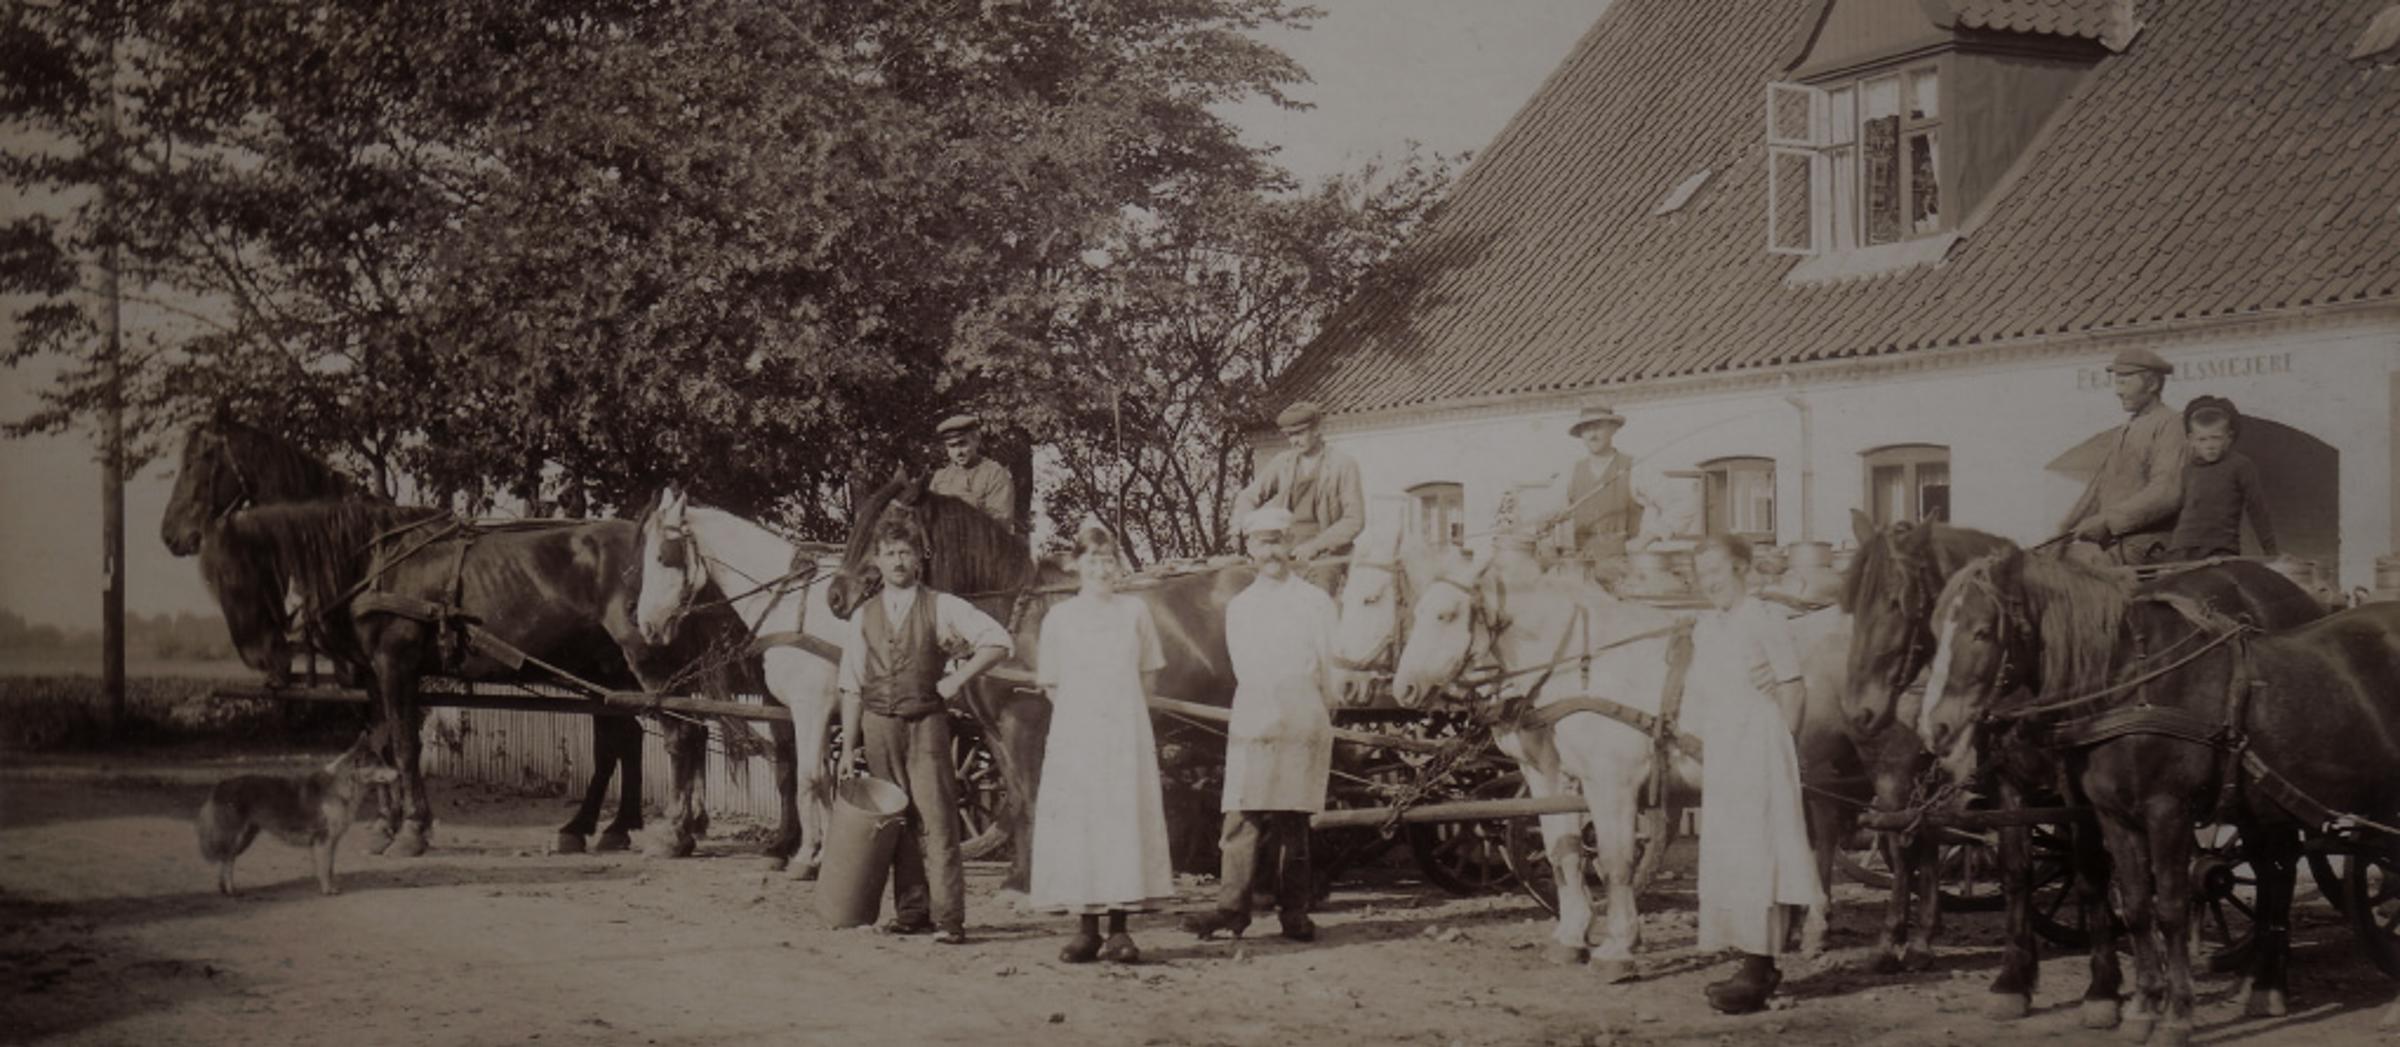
[934,592,1015,655]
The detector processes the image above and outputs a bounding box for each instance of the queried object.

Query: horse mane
[1934,548,2128,701]
[850,476,1034,595]
[1841,520,2010,616]
[221,501,450,614]
[212,418,361,500]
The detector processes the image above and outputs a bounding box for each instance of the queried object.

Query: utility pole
[99,33,127,727]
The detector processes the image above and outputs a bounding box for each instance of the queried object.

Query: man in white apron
[1183,506,1341,942]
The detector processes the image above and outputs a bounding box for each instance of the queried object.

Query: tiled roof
[1952,0,2140,51]
[1273,0,2400,421]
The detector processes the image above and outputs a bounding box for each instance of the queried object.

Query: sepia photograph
[4,0,2398,1043]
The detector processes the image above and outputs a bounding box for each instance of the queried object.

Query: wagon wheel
[2019,823,2095,946]
[1310,760,1413,900]
[1409,773,1526,896]
[2342,838,2400,980]
[2193,824,2263,970]
[951,721,1009,860]
[1503,788,1673,918]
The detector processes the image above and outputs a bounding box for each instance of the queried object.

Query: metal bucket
[2376,554,2400,594]
[814,776,911,929]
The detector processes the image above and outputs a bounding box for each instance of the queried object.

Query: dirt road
[3,753,2392,1046]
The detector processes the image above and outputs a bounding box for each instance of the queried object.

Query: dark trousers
[1215,811,1313,918]
[862,709,965,931]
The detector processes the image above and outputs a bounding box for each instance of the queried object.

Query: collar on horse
[655,513,833,659]
[1333,553,1411,675]
[1435,569,1702,759]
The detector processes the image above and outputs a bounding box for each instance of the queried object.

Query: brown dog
[196,734,401,896]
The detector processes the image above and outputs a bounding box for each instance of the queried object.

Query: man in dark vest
[836,516,1014,944]
[1535,404,1643,586]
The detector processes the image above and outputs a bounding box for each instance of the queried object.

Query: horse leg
[1583,773,1643,984]
[2100,811,2163,1044]
[646,716,706,858]
[558,715,619,854]
[783,682,836,881]
[1984,780,2038,1019]
[1525,763,1593,967]
[1905,827,1942,971]
[371,627,433,857]
[2148,802,2202,1047]
[1798,795,1840,956]
[2239,823,2298,1019]
[764,714,801,868]
[2077,816,2127,1029]
[978,686,1050,900]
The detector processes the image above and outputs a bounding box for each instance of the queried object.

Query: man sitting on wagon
[2061,348,2186,569]
[929,414,1019,531]
[1528,403,1644,589]
[1230,401,1363,594]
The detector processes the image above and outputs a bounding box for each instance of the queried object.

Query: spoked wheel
[1311,759,1415,899]
[2342,839,2400,979]
[1409,774,1526,896]
[952,719,1009,860]
[2021,823,2097,948]
[2194,824,2262,970]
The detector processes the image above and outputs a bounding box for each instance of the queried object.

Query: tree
[984,150,1457,562]
[5,0,1346,537]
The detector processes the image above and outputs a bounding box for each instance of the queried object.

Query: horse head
[1841,510,1939,736]
[635,486,709,646]
[1391,545,1494,708]
[1918,548,2032,780]
[1332,527,1419,705]
[163,418,243,556]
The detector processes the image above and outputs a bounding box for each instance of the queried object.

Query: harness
[652,512,840,664]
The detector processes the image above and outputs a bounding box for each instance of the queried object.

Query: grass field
[0,663,356,753]
[0,649,256,679]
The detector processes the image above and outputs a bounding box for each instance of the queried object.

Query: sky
[0,0,1612,631]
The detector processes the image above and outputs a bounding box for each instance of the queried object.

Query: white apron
[1221,574,1339,813]
[1691,599,1825,955]
[1028,594,1176,913]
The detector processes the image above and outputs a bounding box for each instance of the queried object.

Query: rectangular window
[1702,458,1776,540]
[1767,64,1943,255]
[1411,482,1465,548]
[1865,445,1951,528]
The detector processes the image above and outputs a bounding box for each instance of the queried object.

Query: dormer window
[1766,63,1944,255]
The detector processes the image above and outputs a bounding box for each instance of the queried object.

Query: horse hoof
[1982,993,2031,1021]
[2151,1021,2192,1047]
[2243,987,2288,1019]
[2118,1011,2156,1043]
[1541,944,1589,966]
[594,830,633,853]
[364,826,396,855]
[553,832,587,855]
[2079,997,2123,1030]
[390,828,429,858]
[646,832,696,859]
[763,854,789,872]
[1868,951,1903,975]
[1899,946,1936,973]
[788,862,820,883]
[1591,958,1638,984]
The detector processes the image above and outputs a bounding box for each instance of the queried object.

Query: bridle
[1333,555,1412,675]
[203,432,258,523]
[649,505,824,641]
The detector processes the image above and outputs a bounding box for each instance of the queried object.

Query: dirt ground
[4,751,2394,1047]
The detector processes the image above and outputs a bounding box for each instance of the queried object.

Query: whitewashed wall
[1326,320,2398,590]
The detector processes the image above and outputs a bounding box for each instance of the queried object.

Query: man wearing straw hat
[1184,505,1343,943]
[1231,401,1363,592]
[2061,348,2186,569]
[1533,404,1644,586]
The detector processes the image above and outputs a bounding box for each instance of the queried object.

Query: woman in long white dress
[1690,533,1824,1014]
[1030,521,1176,964]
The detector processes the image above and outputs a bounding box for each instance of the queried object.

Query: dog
[196,733,401,896]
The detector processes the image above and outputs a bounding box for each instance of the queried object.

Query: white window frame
[1701,456,1778,542]
[1765,62,1945,257]
[1408,481,1466,548]
[1863,444,1951,528]
[1764,82,1830,255]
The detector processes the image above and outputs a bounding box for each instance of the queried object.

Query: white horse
[634,486,849,877]
[1384,544,1852,980]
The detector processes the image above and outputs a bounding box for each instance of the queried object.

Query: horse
[214,500,761,857]
[161,414,363,679]
[631,486,854,876]
[1836,511,2094,993]
[1386,543,1863,981]
[823,474,1254,896]
[162,420,780,858]
[1920,554,2388,1045]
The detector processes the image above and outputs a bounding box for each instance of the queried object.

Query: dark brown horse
[825,475,1251,895]
[162,415,362,678]
[1838,513,2123,1022]
[1922,554,2375,1045]
[212,500,762,857]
